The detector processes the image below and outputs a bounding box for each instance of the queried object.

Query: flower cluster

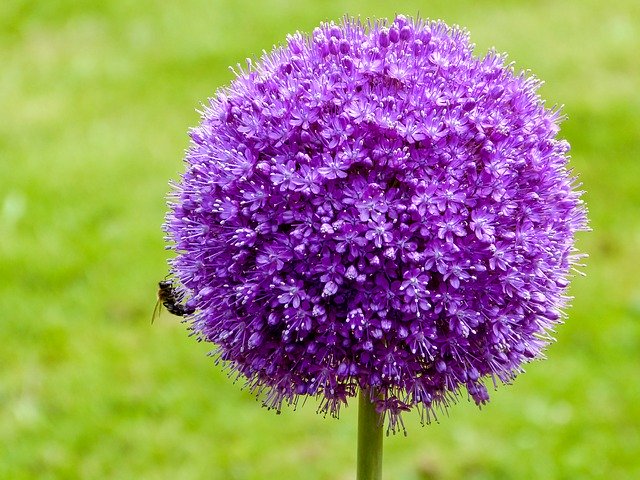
[165,16,587,432]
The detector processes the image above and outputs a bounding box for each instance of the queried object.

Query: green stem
[357,388,383,480]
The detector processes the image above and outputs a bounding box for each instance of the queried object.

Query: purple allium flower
[165,16,588,432]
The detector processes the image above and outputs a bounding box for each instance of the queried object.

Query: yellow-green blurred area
[1,0,639,478]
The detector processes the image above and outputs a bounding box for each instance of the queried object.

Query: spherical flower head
[165,16,588,432]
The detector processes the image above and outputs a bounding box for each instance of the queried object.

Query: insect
[152,279,195,323]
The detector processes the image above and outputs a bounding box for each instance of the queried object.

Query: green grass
[1,0,639,478]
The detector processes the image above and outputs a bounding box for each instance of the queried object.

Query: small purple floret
[165,16,587,432]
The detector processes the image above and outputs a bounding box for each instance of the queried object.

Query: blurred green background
[1,0,638,478]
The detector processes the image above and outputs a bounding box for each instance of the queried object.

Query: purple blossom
[365,213,393,248]
[165,16,588,432]
[277,278,306,308]
[318,153,349,179]
[334,224,367,257]
[270,159,297,191]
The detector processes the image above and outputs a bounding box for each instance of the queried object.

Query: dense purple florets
[165,16,587,431]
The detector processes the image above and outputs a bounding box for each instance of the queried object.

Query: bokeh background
[2,0,638,478]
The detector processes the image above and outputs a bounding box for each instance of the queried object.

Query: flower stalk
[357,388,383,480]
